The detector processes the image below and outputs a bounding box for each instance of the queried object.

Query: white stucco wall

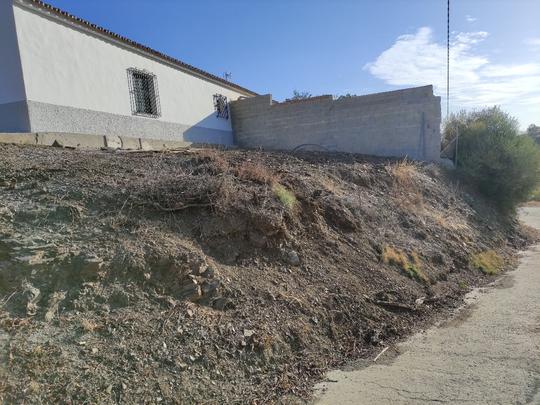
[0,0,26,104]
[12,2,250,133]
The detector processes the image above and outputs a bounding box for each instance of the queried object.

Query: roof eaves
[15,0,258,97]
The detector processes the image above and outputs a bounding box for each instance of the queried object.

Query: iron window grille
[127,68,161,118]
[213,94,229,119]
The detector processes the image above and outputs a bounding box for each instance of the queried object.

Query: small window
[127,68,161,118]
[213,94,229,119]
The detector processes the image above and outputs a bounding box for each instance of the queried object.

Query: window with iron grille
[127,68,161,118]
[213,94,229,119]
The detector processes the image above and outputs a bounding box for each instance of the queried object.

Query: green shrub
[444,107,540,211]
[531,186,540,202]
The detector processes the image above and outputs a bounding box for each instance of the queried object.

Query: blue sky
[44,0,540,128]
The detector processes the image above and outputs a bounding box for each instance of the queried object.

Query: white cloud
[365,27,540,127]
[525,37,540,50]
[465,15,477,23]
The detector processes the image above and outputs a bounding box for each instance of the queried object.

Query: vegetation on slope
[443,107,540,211]
[0,145,532,403]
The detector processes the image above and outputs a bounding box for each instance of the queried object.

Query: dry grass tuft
[388,159,424,211]
[382,246,408,268]
[389,159,418,188]
[197,148,230,173]
[80,319,100,333]
[470,250,504,275]
[382,246,429,283]
[236,161,279,185]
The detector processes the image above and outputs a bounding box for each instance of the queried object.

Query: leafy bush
[443,107,540,211]
[531,186,540,202]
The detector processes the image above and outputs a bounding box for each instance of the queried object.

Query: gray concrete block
[0,132,37,145]
[119,136,141,150]
[37,132,106,149]
[140,139,191,151]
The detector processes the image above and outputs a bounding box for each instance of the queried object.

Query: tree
[286,90,312,102]
[337,93,358,100]
[527,124,540,145]
[443,107,540,211]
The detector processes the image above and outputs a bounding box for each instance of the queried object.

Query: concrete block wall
[230,85,441,161]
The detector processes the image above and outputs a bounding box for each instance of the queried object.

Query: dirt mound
[0,144,532,404]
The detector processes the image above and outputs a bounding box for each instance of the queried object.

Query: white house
[0,0,257,145]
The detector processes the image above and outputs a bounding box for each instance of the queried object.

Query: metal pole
[447,0,450,119]
[455,127,459,167]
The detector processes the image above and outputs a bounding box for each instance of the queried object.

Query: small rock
[285,250,301,266]
[186,309,194,318]
[178,279,201,301]
[201,267,215,279]
[243,329,255,338]
[190,259,208,275]
[212,297,233,310]
[201,279,221,297]
[91,347,99,354]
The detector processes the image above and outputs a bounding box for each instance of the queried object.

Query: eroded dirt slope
[0,144,531,404]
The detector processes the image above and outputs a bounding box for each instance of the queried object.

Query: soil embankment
[0,144,533,403]
[315,207,540,405]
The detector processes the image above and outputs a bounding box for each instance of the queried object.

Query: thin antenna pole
[447,0,450,119]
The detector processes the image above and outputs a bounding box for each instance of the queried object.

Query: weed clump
[382,247,429,283]
[388,159,424,211]
[236,161,279,185]
[470,250,504,275]
[389,159,417,189]
[382,246,408,268]
[272,184,297,210]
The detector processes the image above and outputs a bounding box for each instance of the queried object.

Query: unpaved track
[315,207,540,405]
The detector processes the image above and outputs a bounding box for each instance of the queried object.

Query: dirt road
[315,207,540,405]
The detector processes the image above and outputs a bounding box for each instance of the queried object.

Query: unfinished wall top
[230,85,442,161]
